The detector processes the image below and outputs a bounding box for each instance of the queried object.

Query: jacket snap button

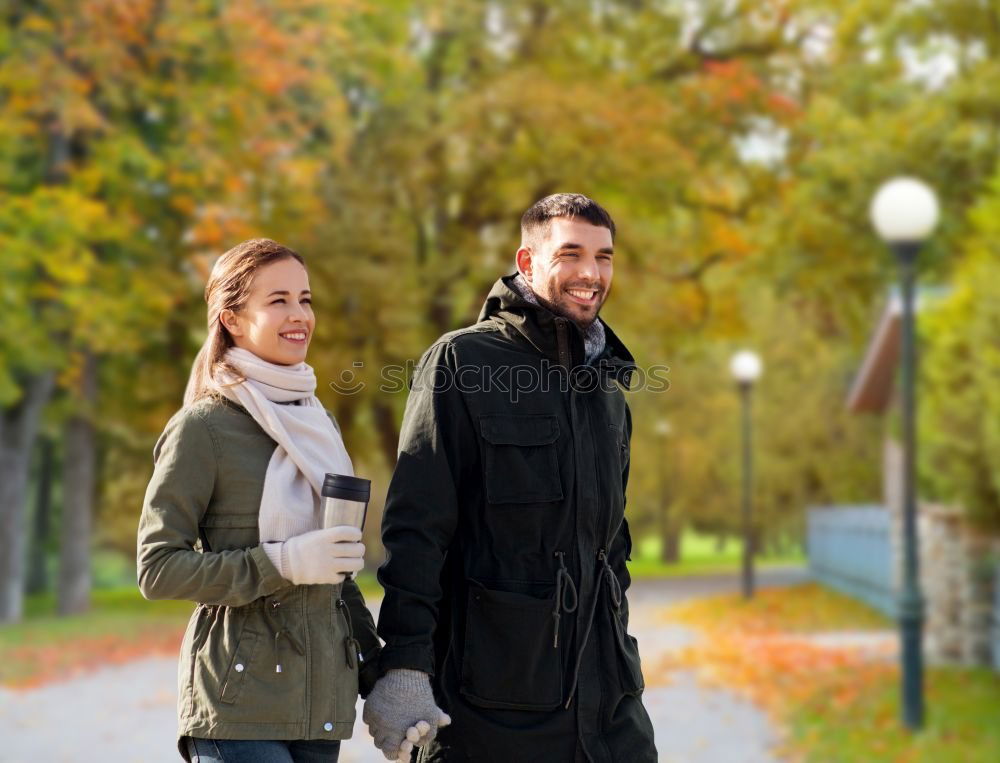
[323,722,333,732]
[235,663,245,672]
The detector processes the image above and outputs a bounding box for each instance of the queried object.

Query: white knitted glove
[272,526,364,585]
[363,669,451,761]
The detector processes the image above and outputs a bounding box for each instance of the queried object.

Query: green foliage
[920,169,1000,530]
[3,0,1000,557]
[626,284,881,546]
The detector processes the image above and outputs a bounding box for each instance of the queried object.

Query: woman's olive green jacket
[136,396,379,759]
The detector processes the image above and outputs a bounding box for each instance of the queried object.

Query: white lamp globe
[730,350,762,384]
[870,177,940,243]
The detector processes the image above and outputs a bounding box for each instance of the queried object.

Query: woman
[137,238,382,762]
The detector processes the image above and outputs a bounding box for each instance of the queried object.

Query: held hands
[280,526,364,586]
[363,669,452,761]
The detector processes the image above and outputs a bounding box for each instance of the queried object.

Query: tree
[920,167,1000,531]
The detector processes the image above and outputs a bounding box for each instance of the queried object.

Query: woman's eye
[301,298,312,304]
[270,298,286,304]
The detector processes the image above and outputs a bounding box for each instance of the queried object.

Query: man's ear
[515,246,533,281]
[219,308,243,337]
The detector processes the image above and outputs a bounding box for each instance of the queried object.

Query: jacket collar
[476,274,637,385]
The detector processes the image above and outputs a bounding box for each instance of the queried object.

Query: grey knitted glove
[363,669,451,761]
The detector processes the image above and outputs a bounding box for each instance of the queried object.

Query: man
[364,194,656,762]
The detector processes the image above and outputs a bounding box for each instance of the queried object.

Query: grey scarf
[511,274,607,364]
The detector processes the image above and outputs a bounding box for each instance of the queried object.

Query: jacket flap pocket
[220,630,259,704]
[201,513,259,529]
[461,579,562,710]
[478,415,563,504]
[479,415,559,446]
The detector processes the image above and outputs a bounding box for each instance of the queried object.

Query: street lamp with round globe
[730,349,762,599]
[870,177,940,245]
[730,350,763,386]
[869,175,940,732]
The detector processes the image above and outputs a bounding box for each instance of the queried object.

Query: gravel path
[3,568,808,762]
[629,567,809,763]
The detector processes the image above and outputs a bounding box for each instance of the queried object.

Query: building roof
[846,287,950,414]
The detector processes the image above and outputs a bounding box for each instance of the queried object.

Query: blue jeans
[185,737,341,763]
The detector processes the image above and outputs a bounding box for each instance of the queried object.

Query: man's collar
[476,273,636,382]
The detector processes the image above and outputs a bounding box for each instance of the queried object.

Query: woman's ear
[219,308,243,337]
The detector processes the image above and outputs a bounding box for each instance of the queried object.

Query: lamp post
[730,350,762,600]
[870,176,940,731]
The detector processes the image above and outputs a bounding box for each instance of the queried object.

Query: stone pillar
[920,503,963,663]
[882,437,1000,666]
[883,437,904,592]
[960,532,1000,666]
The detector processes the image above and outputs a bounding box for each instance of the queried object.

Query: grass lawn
[657,583,1000,763]
[628,530,805,578]
[791,665,1000,763]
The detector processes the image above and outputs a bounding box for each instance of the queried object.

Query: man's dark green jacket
[377,275,656,762]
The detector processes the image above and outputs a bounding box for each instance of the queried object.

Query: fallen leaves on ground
[650,583,895,719]
[663,582,891,635]
[2,621,185,689]
[646,582,1000,762]
[650,628,894,721]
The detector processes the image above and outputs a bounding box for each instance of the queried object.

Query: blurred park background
[2,1,1000,761]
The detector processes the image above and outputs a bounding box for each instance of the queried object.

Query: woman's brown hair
[183,238,305,406]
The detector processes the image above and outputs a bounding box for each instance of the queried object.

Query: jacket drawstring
[268,599,305,674]
[600,550,622,612]
[552,551,578,648]
[563,548,620,709]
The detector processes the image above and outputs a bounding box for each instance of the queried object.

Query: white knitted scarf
[213,347,354,557]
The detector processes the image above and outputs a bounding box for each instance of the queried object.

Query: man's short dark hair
[520,193,616,246]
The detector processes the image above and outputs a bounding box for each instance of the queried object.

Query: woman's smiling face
[220,257,315,365]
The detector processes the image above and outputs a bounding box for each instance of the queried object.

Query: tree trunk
[26,436,55,595]
[58,352,98,616]
[371,397,401,472]
[0,372,56,623]
[661,523,682,563]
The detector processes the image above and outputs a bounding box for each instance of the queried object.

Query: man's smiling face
[517,217,614,329]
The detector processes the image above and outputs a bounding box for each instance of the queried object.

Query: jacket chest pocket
[200,512,259,551]
[478,414,563,505]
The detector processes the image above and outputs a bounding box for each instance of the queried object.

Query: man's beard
[534,287,606,330]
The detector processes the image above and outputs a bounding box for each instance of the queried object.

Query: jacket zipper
[555,318,570,371]
[336,598,362,670]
